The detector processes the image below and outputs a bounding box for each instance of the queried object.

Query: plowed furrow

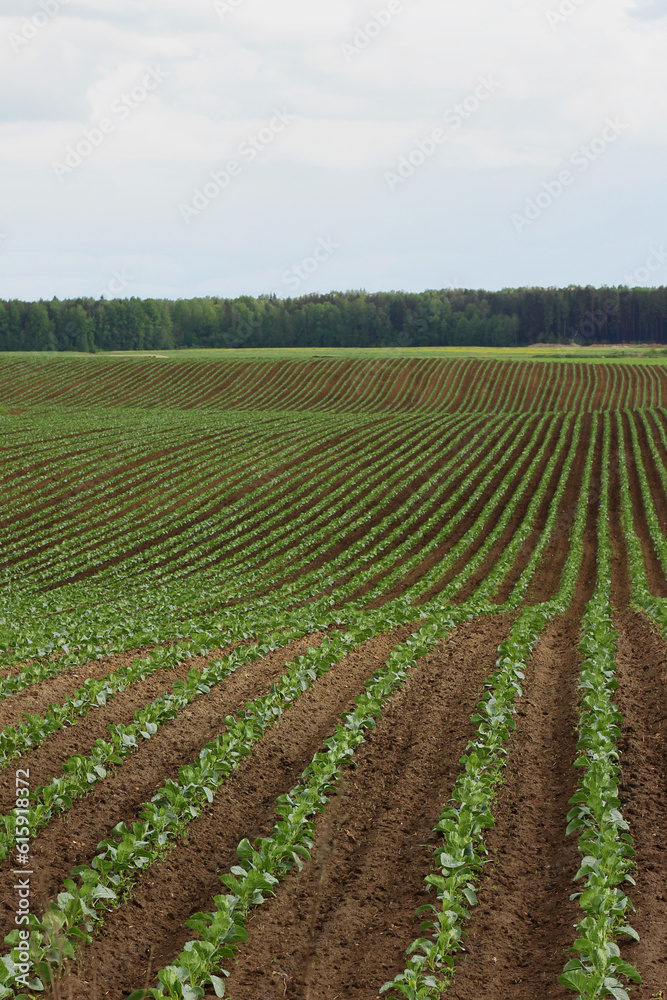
[446,615,584,1000]
[0,633,327,942]
[615,609,667,998]
[47,626,420,1000]
[222,614,515,1000]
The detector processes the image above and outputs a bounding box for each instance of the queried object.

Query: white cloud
[1,0,666,299]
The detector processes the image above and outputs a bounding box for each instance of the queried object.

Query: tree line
[1,286,666,352]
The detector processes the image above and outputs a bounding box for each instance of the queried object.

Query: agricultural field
[0,352,665,1000]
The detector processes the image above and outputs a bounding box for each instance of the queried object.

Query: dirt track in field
[53,624,421,1000]
[213,614,516,1000]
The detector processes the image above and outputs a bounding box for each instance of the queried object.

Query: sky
[1,0,666,301]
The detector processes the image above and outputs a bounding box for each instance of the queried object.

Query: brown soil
[220,613,515,1000]
[2,424,272,579]
[424,467,598,998]
[314,418,502,599]
[554,363,575,412]
[327,417,515,606]
[161,417,414,578]
[635,412,667,533]
[0,435,222,533]
[646,410,667,476]
[0,642,247,808]
[44,426,362,590]
[615,610,667,997]
[3,358,661,416]
[47,625,420,1000]
[0,633,327,940]
[0,635,312,815]
[0,643,179,733]
[445,614,584,1000]
[193,417,454,588]
[0,430,244,571]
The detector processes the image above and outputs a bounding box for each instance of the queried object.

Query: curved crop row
[560,411,640,1000]
[380,413,597,998]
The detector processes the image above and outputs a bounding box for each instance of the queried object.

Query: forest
[1,285,667,352]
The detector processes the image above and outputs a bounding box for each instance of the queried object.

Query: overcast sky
[1,0,666,301]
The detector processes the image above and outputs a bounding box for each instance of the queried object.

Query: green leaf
[90,884,117,901]
[603,985,629,1000]
[559,969,588,991]
[462,886,477,906]
[209,974,226,997]
[439,853,464,870]
[613,960,641,984]
[182,986,203,1000]
[616,924,640,942]
[236,839,254,860]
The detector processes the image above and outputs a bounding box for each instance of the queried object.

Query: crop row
[0,416,590,984]
[6,404,667,687]
[0,413,361,586]
[0,600,485,996]
[560,414,640,1000]
[0,412,503,668]
[126,605,488,1000]
[0,412,596,984]
[381,413,595,998]
[2,357,666,414]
